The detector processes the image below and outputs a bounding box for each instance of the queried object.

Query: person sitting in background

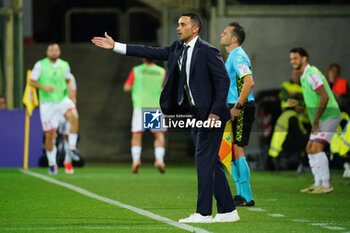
[330,111,350,178]
[330,117,350,178]
[326,63,350,112]
[0,95,6,109]
[280,69,310,132]
[268,94,309,171]
[279,69,303,110]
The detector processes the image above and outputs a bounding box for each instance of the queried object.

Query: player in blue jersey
[220,22,255,206]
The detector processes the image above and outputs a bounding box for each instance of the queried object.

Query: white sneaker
[213,210,240,223]
[344,169,350,179]
[343,162,350,178]
[310,186,333,194]
[178,213,213,223]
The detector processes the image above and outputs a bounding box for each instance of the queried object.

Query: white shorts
[310,117,341,144]
[39,97,76,132]
[131,109,167,133]
[58,119,70,135]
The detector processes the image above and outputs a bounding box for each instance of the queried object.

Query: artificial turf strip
[1,169,179,233]
[1,166,349,233]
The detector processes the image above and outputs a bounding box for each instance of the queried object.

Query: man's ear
[193,25,199,34]
[231,36,237,44]
[302,56,307,64]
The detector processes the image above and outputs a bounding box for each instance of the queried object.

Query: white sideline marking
[3,226,172,231]
[266,199,277,202]
[268,213,285,218]
[240,197,347,232]
[323,226,345,231]
[291,219,310,223]
[311,223,327,226]
[247,206,347,232]
[248,208,266,212]
[21,170,210,233]
[310,223,347,231]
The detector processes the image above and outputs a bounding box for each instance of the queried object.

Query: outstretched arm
[92,32,170,60]
[91,32,115,50]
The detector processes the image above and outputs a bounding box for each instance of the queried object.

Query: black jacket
[126,37,230,121]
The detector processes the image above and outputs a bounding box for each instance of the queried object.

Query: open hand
[91,32,115,50]
[208,113,220,129]
[230,107,241,121]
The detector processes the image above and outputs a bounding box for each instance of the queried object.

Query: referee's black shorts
[229,102,256,147]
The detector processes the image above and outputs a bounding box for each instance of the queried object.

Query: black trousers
[191,125,236,215]
[229,102,256,147]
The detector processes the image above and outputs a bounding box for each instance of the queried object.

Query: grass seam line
[20,169,210,233]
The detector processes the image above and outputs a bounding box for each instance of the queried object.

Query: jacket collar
[190,36,201,77]
[186,35,199,47]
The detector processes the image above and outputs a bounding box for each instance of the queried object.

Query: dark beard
[49,57,58,62]
[296,63,303,70]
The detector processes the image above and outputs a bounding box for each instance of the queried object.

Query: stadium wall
[213,12,350,92]
[21,7,350,163]
[212,9,350,162]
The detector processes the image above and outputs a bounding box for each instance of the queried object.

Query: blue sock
[236,157,253,202]
[231,161,242,196]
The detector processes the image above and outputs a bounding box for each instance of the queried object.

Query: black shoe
[233,195,245,206]
[233,195,255,207]
[242,199,255,206]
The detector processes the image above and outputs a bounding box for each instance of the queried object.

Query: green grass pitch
[1,164,350,233]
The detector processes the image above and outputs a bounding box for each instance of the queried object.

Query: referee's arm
[236,74,254,106]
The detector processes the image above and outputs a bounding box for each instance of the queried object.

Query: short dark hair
[229,22,245,45]
[326,63,341,76]
[290,47,308,58]
[181,13,203,33]
[145,57,155,63]
[47,43,59,48]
